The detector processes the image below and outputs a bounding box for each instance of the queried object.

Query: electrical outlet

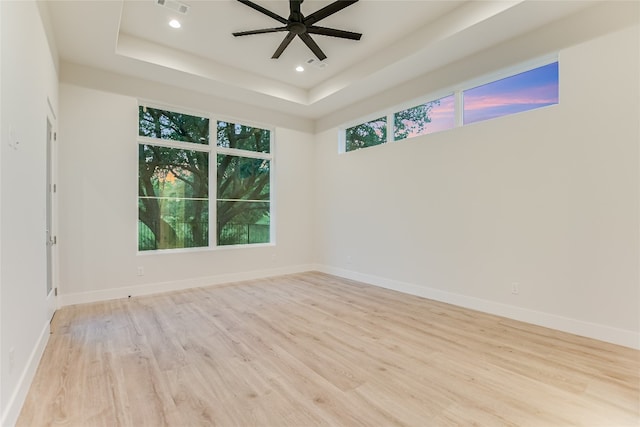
[511,282,520,295]
[137,266,144,276]
[9,347,15,373]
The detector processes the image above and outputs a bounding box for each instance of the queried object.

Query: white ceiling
[46,0,598,119]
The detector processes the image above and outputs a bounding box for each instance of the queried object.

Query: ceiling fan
[232,0,362,61]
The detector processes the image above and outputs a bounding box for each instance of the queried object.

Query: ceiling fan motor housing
[289,22,306,35]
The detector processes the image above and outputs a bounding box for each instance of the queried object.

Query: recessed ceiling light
[169,19,181,29]
[295,66,304,72]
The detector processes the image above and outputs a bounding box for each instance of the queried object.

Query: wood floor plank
[17,272,640,426]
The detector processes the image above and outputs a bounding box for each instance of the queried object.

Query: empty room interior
[1,0,639,425]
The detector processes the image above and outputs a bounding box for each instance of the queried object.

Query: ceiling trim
[59,61,315,133]
[47,0,633,122]
[115,1,526,108]
[116,33,309,105]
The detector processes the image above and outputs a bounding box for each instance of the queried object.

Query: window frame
[137,103,275,254]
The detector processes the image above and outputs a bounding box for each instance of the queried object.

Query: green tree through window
[216,121,271,246]
[138,107,272,250]
[345,116,387,152]
[138,144,209,250]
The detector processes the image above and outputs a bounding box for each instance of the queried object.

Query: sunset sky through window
[463,62,559,124]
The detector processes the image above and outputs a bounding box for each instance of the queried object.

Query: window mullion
[455,90,463,128]
[212,117,218,248]
[216,146,272,160]
[269,129,275,245]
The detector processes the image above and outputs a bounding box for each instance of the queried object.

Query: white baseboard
[56,263,640,350]
[1,321,50,427]
[314,264,640,350]
[58,264,316,307]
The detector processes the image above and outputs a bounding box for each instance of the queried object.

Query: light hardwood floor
[18,272,640,426]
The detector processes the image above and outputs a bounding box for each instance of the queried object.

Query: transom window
[463,61,559,125]
[343,59,559,152]
[394,94,455,141]
[138,106,273,251]
[345,116,387,152]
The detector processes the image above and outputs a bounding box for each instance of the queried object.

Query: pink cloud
[464,83,558,111]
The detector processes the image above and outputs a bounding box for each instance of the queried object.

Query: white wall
[0,1,58,425]
[314,25,640,348]
[57,84,315,305]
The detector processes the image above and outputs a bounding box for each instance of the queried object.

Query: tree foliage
[345,116,387,152]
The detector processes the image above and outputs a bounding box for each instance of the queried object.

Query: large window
[138,106,272,251]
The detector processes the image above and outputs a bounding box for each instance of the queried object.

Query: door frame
[45,114,57,321]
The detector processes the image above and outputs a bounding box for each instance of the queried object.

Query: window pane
[139,106,209,145]
[394,94,455,140]
[217,121,270,153]
[138,145,209,250]
[345,116,387,152]
[463,62,559,125]
[138,200,208,250]
[217,154,270,246]
[217,155,270,200]
[217,201,270,245]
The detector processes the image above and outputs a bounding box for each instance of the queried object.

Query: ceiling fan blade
[307,26,362,40]
[236,0,288,25]
[304,0,359,26]
[233,27,288,37]
[298,33,327,61]
[272,32,296,59]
